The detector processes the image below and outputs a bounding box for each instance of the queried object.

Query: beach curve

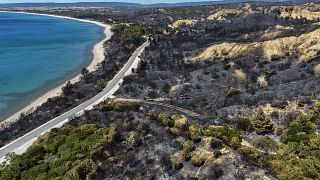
[0,11,113,126]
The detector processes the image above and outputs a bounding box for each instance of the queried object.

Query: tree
[81,67,89,78]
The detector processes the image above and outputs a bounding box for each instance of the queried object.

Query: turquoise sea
[0,12,104,121]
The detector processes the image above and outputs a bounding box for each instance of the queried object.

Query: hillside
[192,25,320,61]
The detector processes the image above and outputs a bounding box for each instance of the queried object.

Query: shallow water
[0,12,104,120]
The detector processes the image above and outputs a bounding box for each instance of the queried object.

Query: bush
[252,109,273,134]
[241,106,320,180]
[153,113,188,130]
[191,148,209,167]
[226,87,241,98]
[170,153,183,170]
[156,113,174,127]
[65,159,97,180]
[96,101,140,112]
[182,140,195,152]
[203,125,241,148]
[280,114,316,144]
[311,101,320,115]
[112,23,153,46]
[169,127,181,136]
[252,136,278,152]
[172,114,188,129]
[235,117,253,132]
[181,140,195,158]
[127,131,138,146]
[0,125,116,179]
[238,146,270,167]
[188,125,202,140]
[275,126,284,136]
[186,171,197,180]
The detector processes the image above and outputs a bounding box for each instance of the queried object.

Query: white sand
[0,11,113,126]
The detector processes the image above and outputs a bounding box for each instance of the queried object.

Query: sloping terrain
[277,5,320,20]
[114,3,320,179]
[192,25,320,62]
[207,4,254,21]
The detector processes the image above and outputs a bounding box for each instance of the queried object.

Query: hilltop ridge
[0,1,320,179]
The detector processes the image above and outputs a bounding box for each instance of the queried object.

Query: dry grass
[314,64,320,75]
[233,69,247,82]
[257,75,268,87]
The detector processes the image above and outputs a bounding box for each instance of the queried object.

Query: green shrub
[65,159,97,180]
[281,115,316,144]
[127,131,138,146]
[96,101,140,112]
[170,153,183,170]
[203,126,241,147]
[235,117,253,132]
[252,136,278,152]
[241,107,320,180]
[181,140,195,158]
[226,87,241,98]
[112,24,153,46]
[0,124,116,180]
[182,140,195,152]
[188,125,202,140]
[186,171,197,180]
[271,156,320,180]
[156,113,174,127]
[190,148,210,167]
[169,127,181,135]
[172,114,188,129]
[238,146,271,167]
[252,109,273,134]
[275,126,284,136]
[311,101,320,115]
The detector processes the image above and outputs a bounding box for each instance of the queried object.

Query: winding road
[0,40,150,161]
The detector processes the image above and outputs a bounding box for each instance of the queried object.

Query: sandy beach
[0,11,113,126]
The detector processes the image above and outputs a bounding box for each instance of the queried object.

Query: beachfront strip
[0,40,150,163]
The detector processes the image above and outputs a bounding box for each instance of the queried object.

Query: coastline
[0,11,113,126]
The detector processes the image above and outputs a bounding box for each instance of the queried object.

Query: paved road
[0,40,149,159]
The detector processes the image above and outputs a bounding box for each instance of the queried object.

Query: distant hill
[0,0,318,9]
[0,2,143,8]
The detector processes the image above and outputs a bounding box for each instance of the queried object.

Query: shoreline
[0,11,113,126]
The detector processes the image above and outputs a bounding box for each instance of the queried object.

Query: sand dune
[278,6,320,20]
[207,4,253,21]
[192,26,320,62]
[170,19,198,29]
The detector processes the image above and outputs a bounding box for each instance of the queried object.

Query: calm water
[0,12,104,121]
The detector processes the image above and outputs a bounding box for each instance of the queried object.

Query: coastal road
[0,40,150,161]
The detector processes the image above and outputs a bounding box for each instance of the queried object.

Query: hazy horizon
[0,0,217,4]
